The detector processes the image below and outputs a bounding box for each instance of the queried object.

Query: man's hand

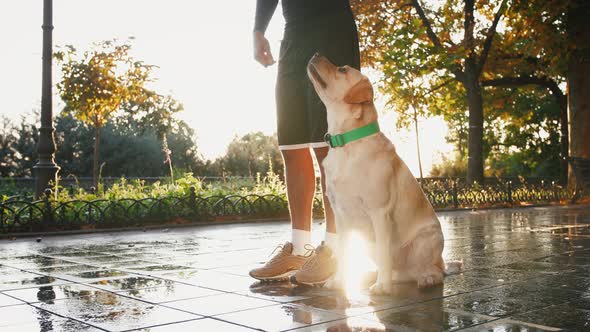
[253,31,276,67]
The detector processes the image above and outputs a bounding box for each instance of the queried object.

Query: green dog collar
[324,122,380,148]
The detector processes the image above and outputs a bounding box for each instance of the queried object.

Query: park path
[1,204,589,331]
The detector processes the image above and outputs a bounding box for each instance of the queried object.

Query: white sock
[291,229,312,256]
[324,231,339,253]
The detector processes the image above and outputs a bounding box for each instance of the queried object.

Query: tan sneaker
[290,242,337,286]
[249,242,308,281]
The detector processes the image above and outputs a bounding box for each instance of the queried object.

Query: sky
[0,0,453,176]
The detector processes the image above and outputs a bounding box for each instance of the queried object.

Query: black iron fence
[0,178,581,234]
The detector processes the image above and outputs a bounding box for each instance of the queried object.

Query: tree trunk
[464,66,485,184]
[412,105,424,180]
[93,126,100,188]
[558,95,569,185]
[567,0,590,186]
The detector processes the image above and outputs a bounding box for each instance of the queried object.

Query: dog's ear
[344,77,373,105]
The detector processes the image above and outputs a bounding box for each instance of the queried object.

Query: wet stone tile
[0,272,72,291]
[163,293,278,316]
[217,302,346,331]
[566,294,590,310]
[53,251,110,258]
[210,263,261,277]
[31,264,102,275]
[294,294,394,317]
[33,293,202,331]
[3,318,103,332]
[358,302,493,331]
[2,204,590,330]
[73,269,129,280]
[240,280,314,303]
[128,318,256,331]
[497,261,579,274]
[533,274,590,294]
[89,276,166,291]
[116,283,222,303]
[107,260,160,269]
[443,287,557,318]
[458,318,562,331]
[512,303,590,331]
[489,280,586,304]
[459,267,545,282]
[442,274,508,296]
[4,283,105,304]
[534,254,590,266]
[289,317,392,331]
[126,264,192,273]
[156,269,255,292]
[72,254,137,264]
[565,246,590,253]
[2,255,77,269]
[0,293,24,307]
[293,284,444,317]
[0,265,21,274]
[0,304,102,331]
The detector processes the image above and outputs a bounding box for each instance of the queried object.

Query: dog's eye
[338,67,347,73]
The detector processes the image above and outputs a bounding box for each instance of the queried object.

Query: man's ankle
[292,228,311,256]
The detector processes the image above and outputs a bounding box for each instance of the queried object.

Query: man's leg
[248,146,315,281]
[282,148,316,255]
[313,147,337,246]
[289,146,339,286]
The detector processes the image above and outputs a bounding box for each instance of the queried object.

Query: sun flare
[344,231,376,298]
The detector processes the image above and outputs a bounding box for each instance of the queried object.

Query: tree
[485,87,562,177]
[354,0,509,183]
[55,39,155,186]
[352,0,580,182]
[0,116,18,177]
[0,113,39,177]
[477,0,569,183]
[1,111,205,179]
[567,0,590,174]
[221,132,282,177]
[120,94,185,180]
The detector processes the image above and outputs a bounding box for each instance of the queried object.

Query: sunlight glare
[344,231,376,298]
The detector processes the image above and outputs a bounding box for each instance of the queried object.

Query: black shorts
[276,10,360,150]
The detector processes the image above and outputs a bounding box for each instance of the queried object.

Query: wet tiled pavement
[1,204,590,331]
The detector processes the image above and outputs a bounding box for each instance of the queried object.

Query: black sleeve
[254,0,279,33]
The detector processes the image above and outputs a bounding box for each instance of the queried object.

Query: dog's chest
[323,151,368,203]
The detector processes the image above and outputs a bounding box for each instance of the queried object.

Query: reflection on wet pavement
[0,204,588,331]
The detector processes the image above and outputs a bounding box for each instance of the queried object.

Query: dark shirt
[254,0,352,33]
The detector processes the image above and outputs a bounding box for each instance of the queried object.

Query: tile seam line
[12,299,112,332]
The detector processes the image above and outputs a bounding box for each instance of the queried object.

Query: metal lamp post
[34,0,60,199]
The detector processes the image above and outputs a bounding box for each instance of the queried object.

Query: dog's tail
[444,260,463,276]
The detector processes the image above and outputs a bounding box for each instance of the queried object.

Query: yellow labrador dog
[307,54,460,294]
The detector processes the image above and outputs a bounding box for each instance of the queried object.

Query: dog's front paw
[417,272,443,289]
[369,281,392,295]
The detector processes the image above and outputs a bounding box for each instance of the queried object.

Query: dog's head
[307,54,374,120]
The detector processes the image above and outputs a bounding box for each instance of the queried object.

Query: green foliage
[429,153,467,177]
[45,170,286,203]
[484,87,561,177]
[217,132,283,177]
[55,39,157,184]
[352,0,568,180]
[55,40,155,129]
[0,113,39,177]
